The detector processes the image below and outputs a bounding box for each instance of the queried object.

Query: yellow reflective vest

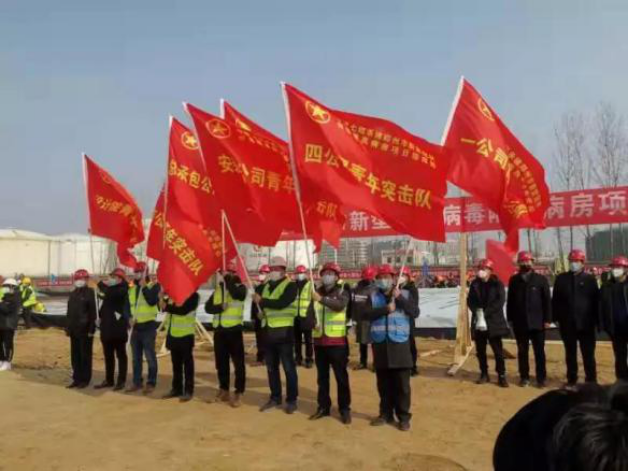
[166,310,196,338]
[129,283,159,324]
[21,285,37,308]
[212,284,244,328]
[296,280,312,318]
[313,298,347,339]
[261,278,297,328]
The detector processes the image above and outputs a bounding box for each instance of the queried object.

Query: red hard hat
[320,262,341,275]
[568,249,586,262]
[610,255,628,268]
[134,261,147,273]
[226,262,237,273]
[398,266,412,276]
[295,265,307,274]
[377,264,396,277]
[477,258,494,270]
[74,269,89,279]
[110,268,126,279]
[259,264,271,274]
[517,251,534,263]
[361,265,377,280]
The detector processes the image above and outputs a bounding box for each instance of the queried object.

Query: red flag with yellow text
[444,78,550,252]
[146,187,165,261]
[283,83,448,243]
[83,154,144,269]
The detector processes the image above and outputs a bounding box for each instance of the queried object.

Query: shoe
[284,402,298,414]
[519,378,530,388]
[370,416,394,426]
[230,393,243,408]
[498,376,509,388]
[1,362,12,371]
[398,421,411,432]
[162,390,181,399]
[476,373,490,385]
[411,367,419,377]
[143,384,155,395]
[0,361,7,371]
[113,383,125,391]
[94,381,114,390]
[309,409,330,420]
[213,389,230,403]
[536,380,546,389]
[125,384,142,393]
[259,399,281,412]
[179,393,193,402]
[304,360,314,369]
[353,364,367,371]
[76,383,89,389]
[340,410,352,425]
[66,382,80,389]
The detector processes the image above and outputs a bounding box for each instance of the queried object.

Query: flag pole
[280,82,316,284]
[221,211,227,272]
[82,153,100,322]
[395,237,415,289]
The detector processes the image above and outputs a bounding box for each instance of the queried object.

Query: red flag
[283,83,449,243]
[486,239,516,284]
[444,77,550,252]
[146,187,165,261]
[83,154,144,269]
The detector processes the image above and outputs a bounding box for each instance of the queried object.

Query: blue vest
[370,289,411,344]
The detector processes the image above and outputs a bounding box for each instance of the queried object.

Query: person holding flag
[205,262,247,407]
[352,266,377,371]
[397,267,419,377]
[293,265,314,368]
[251,264,271,366]
[127,262,161,395]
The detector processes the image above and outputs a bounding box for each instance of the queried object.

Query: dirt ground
[0,329,619,471]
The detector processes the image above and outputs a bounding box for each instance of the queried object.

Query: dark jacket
[205,275,247,331]
[552,271,599,333]
[0,289,21,330]
[259,276,298,344]
[98,280,131,342]
[507,271,551,333]
[351,279,378,344]
[600,279,628,337]
[468,275,510,339]
[66,286,97,337]
[165,292,200,349]
[314,282,350,346]
[363,286,419,370]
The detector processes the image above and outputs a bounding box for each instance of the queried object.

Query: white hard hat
[3,278,18,287]
[269,256,287,268]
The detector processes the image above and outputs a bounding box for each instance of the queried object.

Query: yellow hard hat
[22,277,32,285]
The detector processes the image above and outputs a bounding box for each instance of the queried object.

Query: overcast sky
[1,0,627,236]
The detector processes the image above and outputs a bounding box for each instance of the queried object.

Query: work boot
[476,373,490,385]
[370,415,394,427]
[94,380,114,390]
[66,382,80,389]
[143,384,155,395]
[536,379,546,389]
[284,402,298,414]
[309,408,330,420]
[519,378,530,388]
[398,421,411,432]
[259,399,281,412]
[76,382,89,389]
[498,376,509,388]
[125,384,142,393]
[230,393,243,408]
[180,393,193,403]
[113,383,125,392]
[162,390,181,400]
[213,389,230,403]
[353,363,367,371]
[304,359,314,369]
[340,410,352,425]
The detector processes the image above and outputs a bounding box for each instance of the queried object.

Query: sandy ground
[0,329,619,471]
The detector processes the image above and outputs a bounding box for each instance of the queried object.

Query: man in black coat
[398,267,420,376]
[250,265,270,365]
[552,249,599,387]
[66,269,97,388]
[600,255,628,381]
[0,278,21,371]
[95,268,130,391]
[351,266,377,370]
[507,251,551,388]
[468,259,510,387]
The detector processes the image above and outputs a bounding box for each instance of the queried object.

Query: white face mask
[2,286,14,294]
[376,278,393,291]
[322,274,337,287]
[258,274,267,282]
[477,269,488,280]
[296,274,307,281]
[570,262,583,272]
[612,268,625,279]
[74,279,86,288]
[107,277,118,286]
[398,275,408,285]
[269,271,283,282]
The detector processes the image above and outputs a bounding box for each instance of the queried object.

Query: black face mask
[519,265,532,273]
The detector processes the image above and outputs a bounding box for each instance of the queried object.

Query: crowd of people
[1,248,628,435]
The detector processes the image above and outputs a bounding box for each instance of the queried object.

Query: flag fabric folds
[485,239,516,284]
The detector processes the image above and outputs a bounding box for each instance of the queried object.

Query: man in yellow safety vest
[293,265,314,368]
[205,262,247,407]
[19,277,37,329]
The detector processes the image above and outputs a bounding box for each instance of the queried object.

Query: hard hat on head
[477,258,494,270]
[361,265,377,281]
[320,262,341,276]
[22,277,32,285]
[3,278,18,287]
[610,255,628,268]
[269,256,287,269]
[295,265,308,274]
[568,249,586,263]
[134,261,147,273]
[377,264,396,277]
[398,266,412,277]
[74,269,89,280]
[259,264,271,274]
[110,268,126,279]
[517,251,534,263]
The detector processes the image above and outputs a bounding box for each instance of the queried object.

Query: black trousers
[294,319,313,363]
[409,332,418,369]
[70,334,93,384]
[376,368,411,422]
[265,342,298,403]
[21,307,32,329]
[0,329,15,362]
[170,336,195,395]
[214,329,246,393]
[561,328,597,383]
[475,331,505,376]
[254,318,265,363]
[612,332,628,381]
[102,339,128,386]
[359,343,369,366]
[314,345,351,412]
[515,330,546,381]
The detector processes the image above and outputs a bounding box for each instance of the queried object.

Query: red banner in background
[281,186,628,240]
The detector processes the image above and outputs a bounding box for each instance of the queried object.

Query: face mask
[2,286,14,294]
[612,268,625,279]
[296,274,307,281]
[74,279,86,288]
[322,274,337,287]
[376,278,393,291]
[269,271,283,282]
[398,275,408,285]
[519,264,532,273]
[258,274,267,282]
[477,269,488,280]
[107,277,118,286]
[570,262,583,272]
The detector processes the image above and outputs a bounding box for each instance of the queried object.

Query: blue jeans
[265,342,298,403]
[131,324,158,387]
